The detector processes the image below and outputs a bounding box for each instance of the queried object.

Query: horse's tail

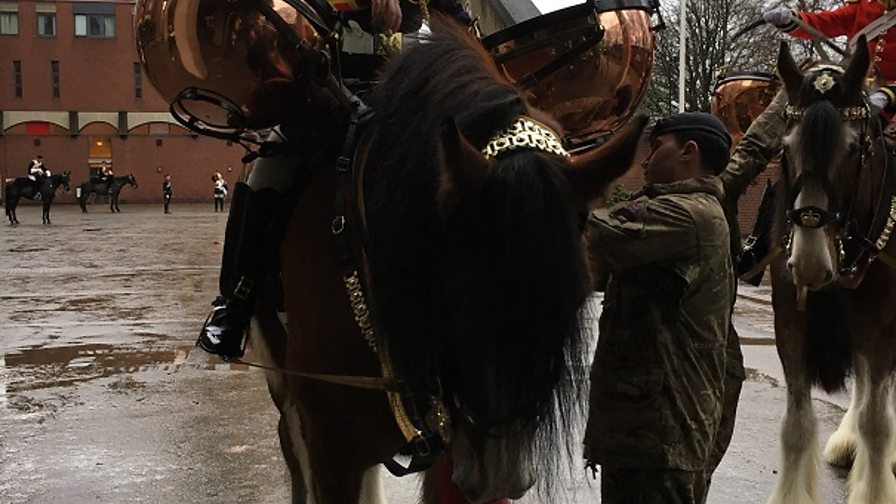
[805,287,853,393]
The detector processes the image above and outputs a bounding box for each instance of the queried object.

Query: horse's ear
[777,41,803,100]
[565,115,647,205]
[437,117,495,218]
[843,34,870,97]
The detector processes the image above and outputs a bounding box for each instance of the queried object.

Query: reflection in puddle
[2,344,248,394]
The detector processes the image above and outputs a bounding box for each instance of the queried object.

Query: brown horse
[251,19,646,504]
[767,37,896,504]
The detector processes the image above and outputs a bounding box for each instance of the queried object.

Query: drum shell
[135,0,323,130]
[483,2,656,147]
[711,73,781,148]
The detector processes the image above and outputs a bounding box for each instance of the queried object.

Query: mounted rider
[100,164,115,193]
[27,155,49,197]
[763,0,896,114]
[136,0,474,359]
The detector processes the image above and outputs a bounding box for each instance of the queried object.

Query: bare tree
[641,0,843,116]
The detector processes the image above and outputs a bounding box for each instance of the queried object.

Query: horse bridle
[782,102,872,231]
[781,89,896,277]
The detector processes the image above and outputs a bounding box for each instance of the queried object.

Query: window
[37,13,56,36]
[74,3,115,38]
[75,14,114,37]
[51,61,59,98]
[13,60,21,97]
[0,2,18,35]
[133,62,142,99]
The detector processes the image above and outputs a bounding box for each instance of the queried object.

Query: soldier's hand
[371,0,402,34]
[762,7,794,28]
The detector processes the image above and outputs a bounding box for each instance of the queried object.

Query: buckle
[233,277,255,301]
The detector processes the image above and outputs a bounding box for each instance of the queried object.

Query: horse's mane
[365,17,589,486]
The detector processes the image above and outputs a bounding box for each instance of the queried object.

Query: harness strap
[331,94,448,472]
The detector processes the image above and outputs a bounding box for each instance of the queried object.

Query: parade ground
[0,203,851,503]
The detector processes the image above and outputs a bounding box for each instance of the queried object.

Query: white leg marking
[358,465,386,504]
[825,372,863,468]
[848,360,896,504]
[251,321,316,503]
[768,386,819,504]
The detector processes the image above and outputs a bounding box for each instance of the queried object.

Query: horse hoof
[824,431,856,469]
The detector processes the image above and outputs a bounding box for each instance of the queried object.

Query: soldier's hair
[671,130,730,175]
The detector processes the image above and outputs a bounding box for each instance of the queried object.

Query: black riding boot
[737,180,777,287]
[197,182,285,359]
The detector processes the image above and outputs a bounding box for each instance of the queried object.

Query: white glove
[762,7,794,28]
[869,91,892,113]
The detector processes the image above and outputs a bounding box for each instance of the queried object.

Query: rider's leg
[197,150,299,359]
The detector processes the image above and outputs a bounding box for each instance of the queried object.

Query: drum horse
[763,38,896,504]
[137,0,656,501]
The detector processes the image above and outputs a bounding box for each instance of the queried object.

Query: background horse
[5,171,72,225]
[252,20,645,504]
[77,174,138,213]
[767,38,896,504]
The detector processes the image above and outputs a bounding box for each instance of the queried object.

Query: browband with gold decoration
[785,104,871,122]
[482,116,570,160]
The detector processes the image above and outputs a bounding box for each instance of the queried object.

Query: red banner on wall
[25,122,50,136]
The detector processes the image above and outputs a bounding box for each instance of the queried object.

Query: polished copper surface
[711,73,781,148]
[136,0,322,129]
[486,5,655,146]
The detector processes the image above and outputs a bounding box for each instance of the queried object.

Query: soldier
[100,164,115,193]
[162,173,173,214]
[763,0,896,113]
[582,113,735,504]
[193,0,475,358]
[27,155,47,198]
[212,172,227,213]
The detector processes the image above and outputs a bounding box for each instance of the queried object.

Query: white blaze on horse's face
[783,126,854,290]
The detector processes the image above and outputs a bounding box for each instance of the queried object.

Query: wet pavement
[1,204,849,503]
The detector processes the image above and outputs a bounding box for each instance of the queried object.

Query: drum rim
[482,0,655,50]
[714,71,779,87]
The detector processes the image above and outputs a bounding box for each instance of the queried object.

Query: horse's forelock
[795,100,846,181]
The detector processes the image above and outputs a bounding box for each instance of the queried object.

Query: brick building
[0,0,246,204]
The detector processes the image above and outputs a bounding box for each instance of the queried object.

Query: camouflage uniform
[583,176,734,503]
[706,91,788,489]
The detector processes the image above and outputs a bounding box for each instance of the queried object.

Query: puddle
[1,343,255,394]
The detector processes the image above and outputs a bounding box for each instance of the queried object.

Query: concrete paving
[0,204,851,503]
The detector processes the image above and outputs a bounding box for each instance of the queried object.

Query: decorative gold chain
[482,116,570,160]
[875,197,896,251]
[344,271,378,351]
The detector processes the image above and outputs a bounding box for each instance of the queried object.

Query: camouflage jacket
[720,90,788,257]
[583,176,734,471]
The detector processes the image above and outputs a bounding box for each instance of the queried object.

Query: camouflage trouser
[704,324,746,497]
[601,466,706,504]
